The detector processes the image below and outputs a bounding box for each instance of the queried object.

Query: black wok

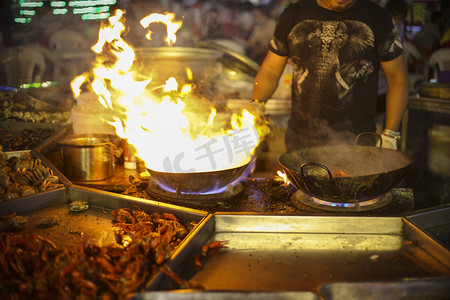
[279,143,413,203]
[147,163,249,194]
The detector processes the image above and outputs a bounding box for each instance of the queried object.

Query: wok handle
[300,162,335,183]
[355,132,382,148]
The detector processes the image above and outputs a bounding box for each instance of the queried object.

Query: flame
[140,12,182,45]
[71,9,268,174]
[164,77,178,92]
[276,170,291,184]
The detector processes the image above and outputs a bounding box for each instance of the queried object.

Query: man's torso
[270,0,402,137]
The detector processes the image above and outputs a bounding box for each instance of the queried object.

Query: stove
[106,167,416,215]
[146,180,247,211]
[142,176,415,215]
[291,189,394,212]
[290,187,414,215]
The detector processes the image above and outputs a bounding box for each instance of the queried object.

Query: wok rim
[278,145,414,202]
[279,145,413,178]
[147,164,248,176]
[57,134,118,147]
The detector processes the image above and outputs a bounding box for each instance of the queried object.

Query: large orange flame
[71,10,268,174]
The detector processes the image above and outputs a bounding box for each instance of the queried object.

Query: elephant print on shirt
[287,20,375,117]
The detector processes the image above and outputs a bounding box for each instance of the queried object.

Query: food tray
[318,277,450,300]
[0,121,64,131]
[34,124,74,177]
[136,291,319,299]
[405,204,450,250]
[148,214,449,297]
[1,149,69,203]
[0,186,208,293]
[0,121,67,151]
[17,85,75,112]
[0,186,207,245]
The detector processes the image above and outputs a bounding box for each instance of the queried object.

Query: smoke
[283,145,411,177]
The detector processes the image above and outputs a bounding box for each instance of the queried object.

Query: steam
[283,145,411,177]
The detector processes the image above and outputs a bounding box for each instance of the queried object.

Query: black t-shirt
[269,0,403,138]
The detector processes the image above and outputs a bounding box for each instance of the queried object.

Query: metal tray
[0,186,208,291]
[34,124,73,180]
[0,121,66,151]
[1,149,69,203]
[135,291,319,300]
[318,277,450,300]
[1,122,72,191]
[150,214,449,297]
[0,121,64,131]
[405,204,450,250]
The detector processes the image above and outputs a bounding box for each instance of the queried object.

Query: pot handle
[355,132,382,148]
[300,162,335,184]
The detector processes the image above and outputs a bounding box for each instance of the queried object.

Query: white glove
[244,99,265,118]
[376,130,399,150]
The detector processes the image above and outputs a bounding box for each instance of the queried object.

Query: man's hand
[243,99,265,119]
[376,129,400,150]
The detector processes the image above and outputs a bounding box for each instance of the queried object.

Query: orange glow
[331,169,349,177]
[276,170,290,184]
[71,9,268,174]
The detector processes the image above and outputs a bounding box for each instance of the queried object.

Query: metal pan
[147,163,249,194]
[0,186,208,295]
[149,214,450,294]
[319,278,450,300]
[279,137,413,203]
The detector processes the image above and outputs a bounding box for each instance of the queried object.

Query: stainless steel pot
[58,134,116,181]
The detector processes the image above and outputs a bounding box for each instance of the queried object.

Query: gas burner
[146,180,246,210]
[291,188,393,212]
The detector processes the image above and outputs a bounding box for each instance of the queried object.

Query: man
[377,0,409,114]
[252,0,408,151]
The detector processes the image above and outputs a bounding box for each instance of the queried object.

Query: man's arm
[380,54,409,132]
[252,50,288,103]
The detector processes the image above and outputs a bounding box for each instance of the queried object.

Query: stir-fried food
[0,208,195,299]
[194,240,229,269]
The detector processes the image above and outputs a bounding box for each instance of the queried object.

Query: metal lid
[58,134,117,147]
[135,47,222,61]
[196,40,260,77]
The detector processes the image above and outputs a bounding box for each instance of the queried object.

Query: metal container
[405,204,450,250]
[0,186,208,296]
[17,85,75,112]
[58,134,116,181]
[0,121,65,151]
[135,47,222,88]
[279,144,413,203]
[154,214,450,295]
[196,40,260,81]
[147,162,249,194]
[0,149,67,202]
